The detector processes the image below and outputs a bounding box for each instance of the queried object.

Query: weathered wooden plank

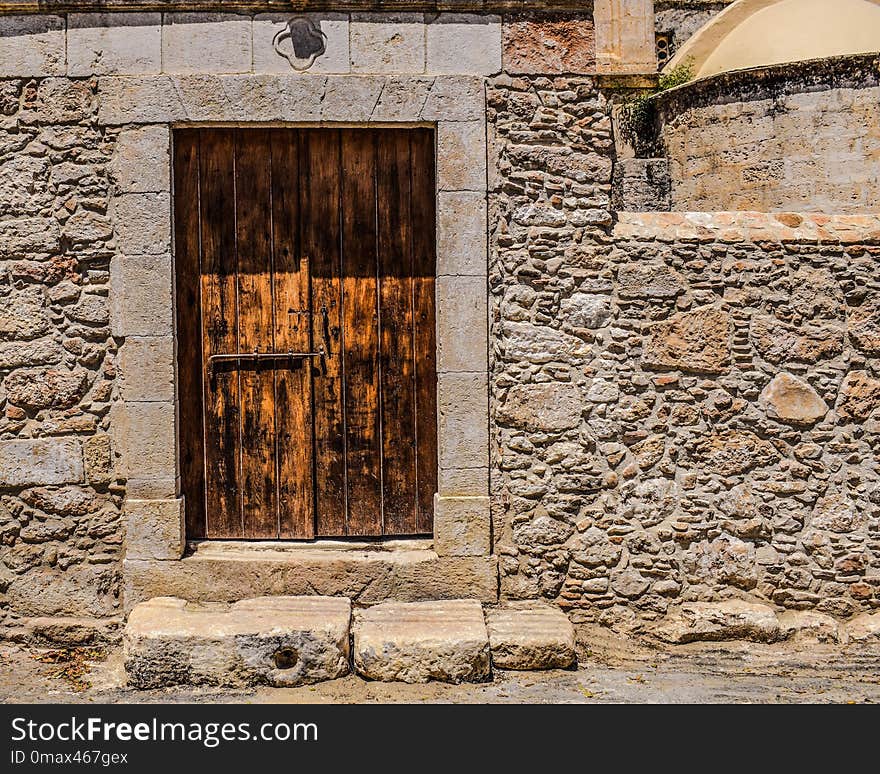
[199,128,242,538]
[377,130,419,535]
[340,130,382,536]
[234,129,278,539]
[271,129,316,540]
[304,129,348,537]
[410,128,439,534]
[173,128,206,540]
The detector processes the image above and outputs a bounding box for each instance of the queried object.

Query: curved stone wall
[657,55,880,213]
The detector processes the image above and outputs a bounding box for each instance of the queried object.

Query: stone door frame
[106,74,492,599]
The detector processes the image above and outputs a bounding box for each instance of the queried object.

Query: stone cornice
[0,0,594,13]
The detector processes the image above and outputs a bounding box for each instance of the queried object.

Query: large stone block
[0,217,61,259]
[97,76,186,125]
[642,305,732,375]
[68,13,162,76]
[110,125,170,194]
[118,337,175,402]
[350,13,425,74]
[497,382,583,433]
[438,466,488,497]
[437,191,487,276]
[112,193,171,255]
[125,498,185,561]
[439,372,488,469]
[437,276,487,372]
[655,601,782,644]
[421,76,484,121]
[0,438,84,487]
[426,14,501,75]
[352,600,490,683]
[125,596,351,688]
[113,401,177,482]
[759,372,828,426]
[502,13,596,74]
[321,75,384,121]
[0,16,65,77]
[434,494,490,557]
[110,254,174,337]
[486,605,576,669]
[253,13,349,74]
[162,13,252,74]
[438,120,487,192]
[594,0,657,74]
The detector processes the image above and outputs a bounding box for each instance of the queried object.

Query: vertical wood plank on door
[410,128,439,534]
[378,130,418,534]
[199,129,243,537]
[234,129,278,538]
[304,129,347,536]
[341,130,383,535]
[174,129,206,538]
[271,129,315,539]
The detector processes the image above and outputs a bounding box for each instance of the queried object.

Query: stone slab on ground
[486,605,576,669]
[655,600,782,644]
[352,599,490,683]
[124,596,350,689]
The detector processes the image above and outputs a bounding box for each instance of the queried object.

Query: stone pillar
[595,0,657,74]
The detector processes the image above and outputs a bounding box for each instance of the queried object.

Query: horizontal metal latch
[207,347,324,372]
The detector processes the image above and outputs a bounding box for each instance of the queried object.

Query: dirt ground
[2,630,880,704]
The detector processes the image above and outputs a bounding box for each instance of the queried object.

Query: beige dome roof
[666,0,880,79]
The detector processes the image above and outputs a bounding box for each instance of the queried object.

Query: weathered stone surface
[437,191,487,276]
[0,217,61,258]
[683,535,757,590]
[846,612,880,643]
[502,13,595,74]
[426,14,501,75]
[778,610,841,643]
[125,596,351,688]
[789,267,845,320]
[502,321,590,364]
[618,263,686,299]
[751,316,844,365]
[642,306,731,374]
[253,13,349,74]
[655,601,782,644]
[112,193,171,255]
[438,372,488,469]
[83,433,113,485]
[320,75,383,121]
[759,372,828,425]
[486,604,576,669]
[353,600,490,683]
[497,382,582,432]
[611,569,651,598]
[0,16,65,76]
[110,125,170,193]
[118,337,175,402]
[421,76,484,121]
[3,368,87,410]
[350,13,425,74]
[560,292,612,329]
[613,157,671,211]
[437,276,488,372]
[434,495,490,557]
[0,155,51,215]
[0,287,50,341]
[0,338,63,369]
[68,13,162,75]
[110,254,174,337]
[97,76,185,124]
[161,13,252,74]
[113,401,176,481]
[0,438,84,487]
[437,120,486,192]
[27,79,94,124]
[848,300,880,356]
[692,430,779,476]
[836,370,880,422]
[811,491,862,534]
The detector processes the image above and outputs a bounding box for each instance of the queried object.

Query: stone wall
[656,56,880,213]
[654,0,730,56]
[490,140,880,631]
[0,76,123,644]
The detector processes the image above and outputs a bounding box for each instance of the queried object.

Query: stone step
[486,605,577,670]
[124,596,351,689]
[353,599,491,683]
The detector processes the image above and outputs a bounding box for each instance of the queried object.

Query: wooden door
[175,127,437,539]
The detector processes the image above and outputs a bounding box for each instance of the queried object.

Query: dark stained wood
[377,131,418,535]
[410,128,439,534]
[304,129,348,537]
[270,129,315,539]
[341,130,383,535]
[234,129,278,538]
[173,129,206,539]
[176,127,437,540]
[198,128,243,537]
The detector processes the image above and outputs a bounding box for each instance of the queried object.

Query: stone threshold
[124,539,498,613]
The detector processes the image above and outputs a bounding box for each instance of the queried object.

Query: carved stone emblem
[273,17,327,71]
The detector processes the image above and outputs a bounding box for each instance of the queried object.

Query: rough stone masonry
[0,3,879,652]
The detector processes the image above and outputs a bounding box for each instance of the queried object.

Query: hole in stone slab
[273,647,299,670]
